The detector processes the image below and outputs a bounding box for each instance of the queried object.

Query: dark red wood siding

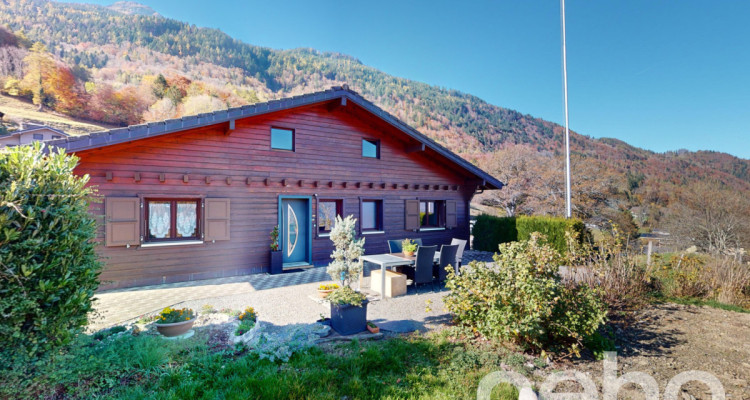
[74,103,478,290]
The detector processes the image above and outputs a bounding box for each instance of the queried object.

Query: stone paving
[89,251,496,331]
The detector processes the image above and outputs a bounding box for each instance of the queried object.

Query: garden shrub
[655,253,750,307]
[472,214,587,255]
[569,226,651,311]
[0,143,102,359]
[444,234,607,353]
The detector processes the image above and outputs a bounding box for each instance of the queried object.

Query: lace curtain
[149,202,170,239]
[176,202,197,237]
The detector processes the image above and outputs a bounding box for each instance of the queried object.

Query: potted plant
[367,321,380,334]
[326,215,367,335]
[269,225,282,275]
[235,306,258,336]
[316,313,331,326]
[328,286,368,335]
[155,307,196,338]
[317,283,340,298]
[402,238,418,257]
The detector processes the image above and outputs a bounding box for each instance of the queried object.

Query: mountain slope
[0,0,747,221]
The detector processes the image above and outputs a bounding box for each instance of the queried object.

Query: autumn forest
[0,0,747,252]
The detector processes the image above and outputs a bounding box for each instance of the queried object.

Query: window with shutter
[445,200,458,229]
[204,198,231,241]
[404,199,420,231]
[105,197,140,246]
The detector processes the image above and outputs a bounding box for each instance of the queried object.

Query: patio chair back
[450,238,467,270]
[436,244,459,281]
[413,238,423,247]
[414,245,437,285]
[387,240,402,254]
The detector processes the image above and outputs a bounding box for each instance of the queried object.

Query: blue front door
[281,198,310,265]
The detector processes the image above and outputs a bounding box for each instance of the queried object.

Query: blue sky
[79,0,749,159]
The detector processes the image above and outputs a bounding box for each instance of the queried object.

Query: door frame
[277,195,313,266]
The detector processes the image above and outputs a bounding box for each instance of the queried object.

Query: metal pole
[561,0,572,218]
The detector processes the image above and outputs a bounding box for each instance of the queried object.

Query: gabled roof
[47,86,503,189]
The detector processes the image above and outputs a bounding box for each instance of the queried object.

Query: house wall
[73,104,478,290]
[18,128,65,145]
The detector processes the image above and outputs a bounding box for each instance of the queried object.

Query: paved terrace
[89,250,495,332]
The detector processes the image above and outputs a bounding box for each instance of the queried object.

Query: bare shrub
[703,257,750,306]
[567,227,650,311]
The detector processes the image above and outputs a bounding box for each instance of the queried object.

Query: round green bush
[445,234,607,353]
[0,143,102,358]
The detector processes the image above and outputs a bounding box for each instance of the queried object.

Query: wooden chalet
[48,86,503,290]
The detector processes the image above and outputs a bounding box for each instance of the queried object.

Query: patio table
[361,252,440,299]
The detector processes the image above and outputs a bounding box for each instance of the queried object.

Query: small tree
[326,215,365,287]
[0,143,102,359]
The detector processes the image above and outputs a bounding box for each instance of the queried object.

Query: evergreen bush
[0,143,101,359]
[471,214,587,255]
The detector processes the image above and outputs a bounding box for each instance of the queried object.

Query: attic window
[362,139,379,159]
[271,127,294,151]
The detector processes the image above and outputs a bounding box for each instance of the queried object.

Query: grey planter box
[330,300,368,335]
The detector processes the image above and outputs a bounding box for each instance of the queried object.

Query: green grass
[2,330,527,399]
[660,296,750,313]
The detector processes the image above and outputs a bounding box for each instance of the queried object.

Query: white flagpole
[561,0,572,218]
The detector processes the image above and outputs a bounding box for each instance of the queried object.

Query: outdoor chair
[405,245,437,292]
[413,238,423,247]
[387,239,403,254]
[434,244,459,282]
[450,238,467,273]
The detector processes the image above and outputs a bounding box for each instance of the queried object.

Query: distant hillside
[0,94,114,135]
[0,0,747,225]
[106,1,159,17]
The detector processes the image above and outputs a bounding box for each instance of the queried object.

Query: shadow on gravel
[614,304,686,358]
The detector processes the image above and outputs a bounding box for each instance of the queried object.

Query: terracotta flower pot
[156,319,195,337]
[367,323,380,334]
[318,289,334,298]
[404,251,415,257]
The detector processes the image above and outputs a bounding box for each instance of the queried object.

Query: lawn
[3,329,524,400]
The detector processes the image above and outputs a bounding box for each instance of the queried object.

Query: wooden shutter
[404,199,420,231]
[445,200,458,229]
[105,197,140,247]
[204,198,231,241]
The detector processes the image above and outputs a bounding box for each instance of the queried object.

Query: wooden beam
[264,178,270,186]
[298,180,304,187]
[246,177,252,185]
[105,171,113,181]
[159,173,165,183]
[405,143,425,153]
[205,176,211,184]
[226,177,232,185]
[281,179,288,187]
[327,97,347,112]
[224,119,235,135]
[328,181,334,188]
[183,174,189,183]
[134,172,141,182]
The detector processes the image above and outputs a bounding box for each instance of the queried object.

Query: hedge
[472,214,587,255]
[0,143,102,359]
